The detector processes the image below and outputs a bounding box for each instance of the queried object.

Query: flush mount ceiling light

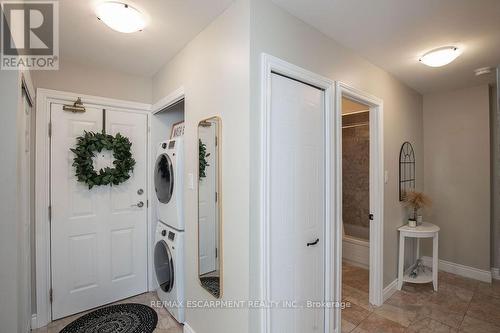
[95,1,146,33]
[419,46,461,67]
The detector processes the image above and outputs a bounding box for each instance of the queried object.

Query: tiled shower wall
[342,112,370,234]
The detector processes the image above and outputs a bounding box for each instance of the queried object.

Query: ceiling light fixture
[419,46,461,67]
[95,1,146,33]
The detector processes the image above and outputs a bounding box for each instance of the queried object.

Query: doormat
[60,303,158,333]
[200,276,220,298]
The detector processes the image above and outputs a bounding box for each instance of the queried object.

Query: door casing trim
[34,88,151,328]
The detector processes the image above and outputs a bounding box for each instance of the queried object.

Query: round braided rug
[60,303,158,333]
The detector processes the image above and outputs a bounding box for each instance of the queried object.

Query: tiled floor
[32,264,500,333]
[342,262,500,332]
[32,292,183,333]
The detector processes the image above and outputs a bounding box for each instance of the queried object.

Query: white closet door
[269,73,326,332]
[50,104,147,319]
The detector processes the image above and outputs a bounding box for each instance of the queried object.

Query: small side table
[397,222,440,291]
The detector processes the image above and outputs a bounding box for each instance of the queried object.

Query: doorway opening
[338,83,384,328]
[341,97,371,313]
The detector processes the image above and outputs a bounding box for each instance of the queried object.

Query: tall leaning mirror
[198,116,222,298]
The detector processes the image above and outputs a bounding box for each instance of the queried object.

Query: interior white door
[198,124,217,275]
[269,73,325,332]
[50,104,148,319]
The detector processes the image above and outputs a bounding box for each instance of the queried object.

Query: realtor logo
[1,1,59,70]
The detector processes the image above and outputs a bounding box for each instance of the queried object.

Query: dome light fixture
[419,46,461,67]
[95,1,146,33]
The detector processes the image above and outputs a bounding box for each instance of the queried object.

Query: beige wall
[423,85,490,271]
[152,1,250,332]
[249,2,424,318]
[31,60,152,104]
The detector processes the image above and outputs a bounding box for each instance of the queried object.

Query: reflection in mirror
[198,117,222,298]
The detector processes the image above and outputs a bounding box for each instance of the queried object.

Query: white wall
[0,69,21,333]
[249,3,424,323]
[152,1,250,332]
[31,59,152,104]
[423,85,490,271]
[492,81,500,272]
[0,68,35,333]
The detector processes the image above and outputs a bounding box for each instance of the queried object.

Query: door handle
[131,201,144,208]
[307,238,320,247]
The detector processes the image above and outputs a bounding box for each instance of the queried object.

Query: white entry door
[198,123,217,274]
[50,103,148,319]
[269,73,325,332]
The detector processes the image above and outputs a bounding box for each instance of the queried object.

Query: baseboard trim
[492,267,500,280]
[383,279,398,302]
[184,322,196,333]
[421,256,492,283]
[31,314,38,329]
[342,257,369,270]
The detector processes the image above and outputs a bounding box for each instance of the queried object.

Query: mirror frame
[197,116,223,298]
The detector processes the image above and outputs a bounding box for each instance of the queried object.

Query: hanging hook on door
[63,97,86,113]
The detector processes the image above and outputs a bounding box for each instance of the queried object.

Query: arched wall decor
[399,142,415,201]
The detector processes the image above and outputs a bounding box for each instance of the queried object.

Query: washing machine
[154,138,184,230]
[154,222,185,323]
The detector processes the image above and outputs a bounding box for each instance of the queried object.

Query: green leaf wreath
[70,131,136,189]
[199,138,210,180]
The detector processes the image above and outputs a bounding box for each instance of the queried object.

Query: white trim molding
[183,322,197,333]
[336,82,385,307]
[260,54,339,333]
[422,256,492,283]
[152,86,185,114]
[383,279,398,302]
[31,314,37,330]
[34,89,152,328]
[492,267,500,280]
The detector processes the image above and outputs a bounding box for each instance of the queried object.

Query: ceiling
[59,0,233,77]
[272,0,500,94]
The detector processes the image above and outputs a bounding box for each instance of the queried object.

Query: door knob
[131,201,144,208]
[137,188,144,195]
[307,238,320,247]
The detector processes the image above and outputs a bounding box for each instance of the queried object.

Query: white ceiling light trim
[419,46,461,68]
[95,1,146,33]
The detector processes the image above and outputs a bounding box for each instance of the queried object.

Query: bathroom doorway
[341,97,371,313]
[337,83,384,315]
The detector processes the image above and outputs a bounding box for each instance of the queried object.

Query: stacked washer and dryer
[153,138,185,323]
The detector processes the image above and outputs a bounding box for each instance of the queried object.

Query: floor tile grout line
[457,289,474,330]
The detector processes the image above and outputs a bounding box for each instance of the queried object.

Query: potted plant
[403,190,431,227]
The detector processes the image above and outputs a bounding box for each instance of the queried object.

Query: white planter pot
[408,220,417,228]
